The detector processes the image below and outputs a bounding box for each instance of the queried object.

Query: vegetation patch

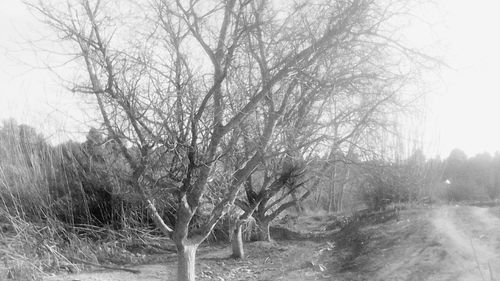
[0,216,176,280]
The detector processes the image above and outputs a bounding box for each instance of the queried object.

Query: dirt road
[43,206,500,281]
[432,206,500,280]
[372,206,500,281]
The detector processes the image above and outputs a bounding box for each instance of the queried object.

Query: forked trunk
[256,219,271,241]
[177,243,198,281]
[231,223,244,259]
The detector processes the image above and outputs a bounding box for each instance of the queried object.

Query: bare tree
[27,0,391,279]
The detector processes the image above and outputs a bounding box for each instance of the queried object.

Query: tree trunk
[328,160,337,213]
[231,224,244,259]
[328,179,335,213]
[177,243,198,281]
[315,184,323,208]
[336,183,344,213]
[336,167,350,213]
[256,219,271,241]
[327,193,333,213]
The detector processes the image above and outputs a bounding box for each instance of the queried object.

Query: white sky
[422,1,500,158]
[0,0,92,142]
[0,0,499,158]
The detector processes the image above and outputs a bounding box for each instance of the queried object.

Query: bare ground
[370,205,500,281]
[40,205,500,281]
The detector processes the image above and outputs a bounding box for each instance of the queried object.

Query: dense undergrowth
[0,213,183,280]
[0,120,184,279]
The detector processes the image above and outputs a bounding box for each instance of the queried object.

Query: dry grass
[0,122,177,280]
[0,214,176,280]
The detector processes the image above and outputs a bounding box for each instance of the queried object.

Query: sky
[422,1,500,158]
[0,0,500,158]
[0,0,93,141]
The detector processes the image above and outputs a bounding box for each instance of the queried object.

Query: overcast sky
[0,0,92,141]
[1,0,499,158]
[424,1,500,158]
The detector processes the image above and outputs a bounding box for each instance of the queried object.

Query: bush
[359,163,419,210]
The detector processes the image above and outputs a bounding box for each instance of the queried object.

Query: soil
[41,205,500,281]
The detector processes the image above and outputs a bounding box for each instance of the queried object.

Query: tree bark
[231,224,244,259]
[255,219,271,242]
[177,243,198,281]
[328,155,337,213]
[328,178,335,213]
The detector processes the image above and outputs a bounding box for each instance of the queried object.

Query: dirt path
[432,206,500,280]
[371,206,500,281]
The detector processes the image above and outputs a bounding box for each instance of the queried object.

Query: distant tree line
[342,147,500,209]
[305,148,443,212]
[442,148,500,202]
